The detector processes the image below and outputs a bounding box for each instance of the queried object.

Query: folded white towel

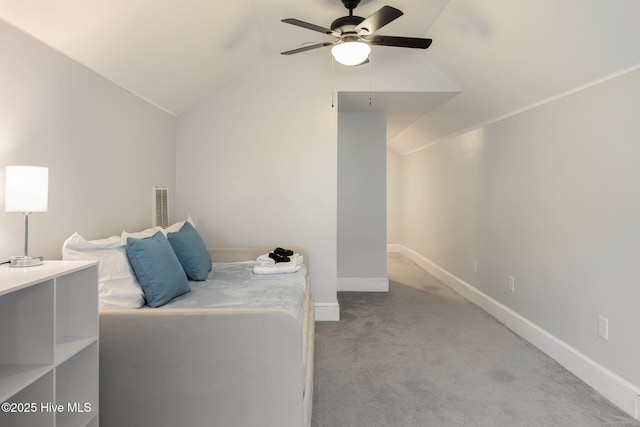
[253,262,301,275]
[256,253,275,267]
[256,252,304,267]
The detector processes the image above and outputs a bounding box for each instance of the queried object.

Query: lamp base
[9,256,44,267]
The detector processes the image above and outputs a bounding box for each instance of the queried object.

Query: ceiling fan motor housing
[331,15,365,33]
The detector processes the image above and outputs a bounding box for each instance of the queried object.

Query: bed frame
[99,246,314,427]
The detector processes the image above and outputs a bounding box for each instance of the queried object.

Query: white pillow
[120,216,195,241]
[121,226,162,242]
[62,232,145,309]
[161,215,195,235]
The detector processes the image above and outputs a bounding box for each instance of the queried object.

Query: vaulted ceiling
[1,0,639,154]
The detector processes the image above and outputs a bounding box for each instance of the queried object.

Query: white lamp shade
[331,41,371,66]
[5,166,49,213]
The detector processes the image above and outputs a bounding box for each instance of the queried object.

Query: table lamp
[5,165,49,267]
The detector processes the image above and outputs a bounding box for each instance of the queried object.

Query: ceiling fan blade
[281,19,340,37]
[281,42,335,55]
[366,35,432,49]
[355,6,403,35]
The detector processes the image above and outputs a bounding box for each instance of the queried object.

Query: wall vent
[152,186,169,228]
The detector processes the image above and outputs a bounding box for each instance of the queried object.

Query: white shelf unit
[0,261,98,427]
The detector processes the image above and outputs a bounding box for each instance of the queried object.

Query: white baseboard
[337,277,389,292]
[314,302,340,321]
[395,244,640,421]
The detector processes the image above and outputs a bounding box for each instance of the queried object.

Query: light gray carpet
[311,253,639,427]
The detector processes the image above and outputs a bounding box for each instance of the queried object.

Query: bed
[98,246,314,427]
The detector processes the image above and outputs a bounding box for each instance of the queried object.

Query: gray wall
[175,51,457,313]
[0,20,177,260]
[399,68,640,389]
[337,111,387,288]
[386,147,401,245]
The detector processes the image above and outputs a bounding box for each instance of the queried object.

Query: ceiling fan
[281,0,432,66]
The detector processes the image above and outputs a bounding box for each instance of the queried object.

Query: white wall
[337,111,387,291]
[0,20,177,260]
[398,68,640,390]
[176,55,338,311]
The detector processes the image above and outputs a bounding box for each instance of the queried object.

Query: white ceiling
[395,0,640,154]
[1,0,639,154]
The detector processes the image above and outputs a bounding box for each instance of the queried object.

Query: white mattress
[150,261,309,324]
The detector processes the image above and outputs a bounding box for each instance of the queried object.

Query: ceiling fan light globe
[331,41,371,66]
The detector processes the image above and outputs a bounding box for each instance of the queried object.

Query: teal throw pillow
[126,231,190,307]
[167,221,212,281]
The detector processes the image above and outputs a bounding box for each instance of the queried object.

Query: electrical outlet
[598,316,609,341]
[508,276,515,292]
[473,261,478,273]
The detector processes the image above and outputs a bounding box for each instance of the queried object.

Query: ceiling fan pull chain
[369,53,373,107]
[331,56,336,108]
